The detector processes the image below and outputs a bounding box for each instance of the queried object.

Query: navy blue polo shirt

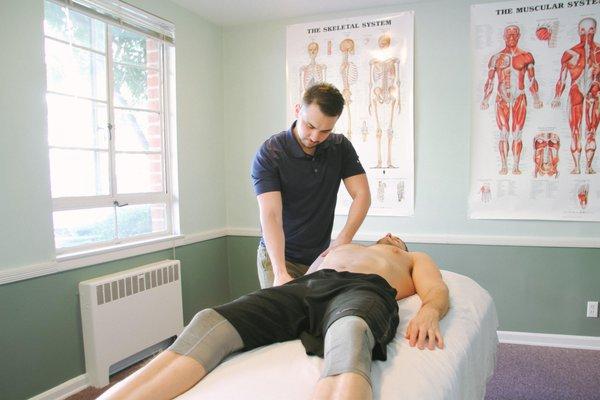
[251,122,365,265]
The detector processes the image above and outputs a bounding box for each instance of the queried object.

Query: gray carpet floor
[485,343,600,400]
[67,343,600,399]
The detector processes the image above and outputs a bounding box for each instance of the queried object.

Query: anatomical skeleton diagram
[369,34,401,169]
[339,38,358,139]
[299,42,327,99]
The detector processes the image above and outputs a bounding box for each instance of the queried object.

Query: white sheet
[176,270,499,400]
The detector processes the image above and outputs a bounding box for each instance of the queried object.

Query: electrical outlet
[587,301,598,318]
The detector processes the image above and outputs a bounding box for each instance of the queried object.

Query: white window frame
[44,0,179,256]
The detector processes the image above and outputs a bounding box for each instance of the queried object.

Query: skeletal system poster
[286,12,414,216]
[470,0,600,221]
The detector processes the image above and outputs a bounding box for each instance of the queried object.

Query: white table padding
[176,270,499,400]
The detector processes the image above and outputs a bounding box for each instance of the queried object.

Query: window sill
[56,234,185,269]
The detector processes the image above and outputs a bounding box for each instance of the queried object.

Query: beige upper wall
[0,0,226,271]
[222,0,600,240]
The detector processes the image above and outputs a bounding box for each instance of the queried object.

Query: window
[43,0,178,254]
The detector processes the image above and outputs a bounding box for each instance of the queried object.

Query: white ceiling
[169,0,415,26]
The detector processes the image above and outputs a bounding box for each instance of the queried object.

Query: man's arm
[257,191,293,286]
[320,173,371,257]
[405,252,449,350]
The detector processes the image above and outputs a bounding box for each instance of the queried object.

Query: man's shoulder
[257,131,288,157]
[326,133,354,150]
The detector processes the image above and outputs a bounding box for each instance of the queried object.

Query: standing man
[252,83,371,287]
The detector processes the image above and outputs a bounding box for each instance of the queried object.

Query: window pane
[112,27,159,69]
[54,207,115,248]
[50,149,109,197]
[117,204,167,238]
[113,64,160,110]
[114,109,162,152]
[45,39,107,100]
[69,8,105,51]
[44,1,105,52]
[116,153,163,193]
[44,1,69,42]
[46,94,108,149]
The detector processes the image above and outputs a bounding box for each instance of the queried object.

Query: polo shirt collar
[286,120,332,159]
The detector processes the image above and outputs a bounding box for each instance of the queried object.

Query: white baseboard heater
[79,259,184,388]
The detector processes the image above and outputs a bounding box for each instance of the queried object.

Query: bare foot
[571,167,581,174]
[512,167,522,175]
[586,167,596,174]
[499,167,508,175]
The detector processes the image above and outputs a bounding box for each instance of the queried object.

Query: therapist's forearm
[337,191,370,242]
[259,211,287,276]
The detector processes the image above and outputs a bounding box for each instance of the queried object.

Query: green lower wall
[226,236,600,336]
[0,238,229,400]
[2,235,599,399]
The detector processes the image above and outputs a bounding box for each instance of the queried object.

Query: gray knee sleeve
[322,316,376,386]
[169,308,243,372]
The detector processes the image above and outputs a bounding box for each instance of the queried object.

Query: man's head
[503,25,520,47]
[294,83,344,151]
[376,233,408,251]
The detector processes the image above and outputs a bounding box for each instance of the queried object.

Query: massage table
[176,270,499,400]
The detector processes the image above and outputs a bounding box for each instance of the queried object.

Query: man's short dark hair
[302,83,345,117]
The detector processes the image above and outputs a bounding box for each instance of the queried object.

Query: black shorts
[214,269,399,361]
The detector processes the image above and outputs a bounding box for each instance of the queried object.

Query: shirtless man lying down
[99,233,449,400]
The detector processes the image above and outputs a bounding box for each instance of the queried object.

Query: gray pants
[256,244,309,288]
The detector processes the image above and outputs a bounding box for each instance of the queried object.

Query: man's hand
[405,307,444,350]
[318,236,351,258]
[273,271,294,286]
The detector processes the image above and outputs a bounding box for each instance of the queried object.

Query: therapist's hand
[273,271,294,286]
[318,236,351,258]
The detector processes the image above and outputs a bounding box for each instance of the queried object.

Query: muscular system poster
[286,12,415,216]
[470,0,600,221]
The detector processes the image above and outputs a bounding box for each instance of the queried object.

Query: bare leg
[311,372,372,400]
[98,350,206,400]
